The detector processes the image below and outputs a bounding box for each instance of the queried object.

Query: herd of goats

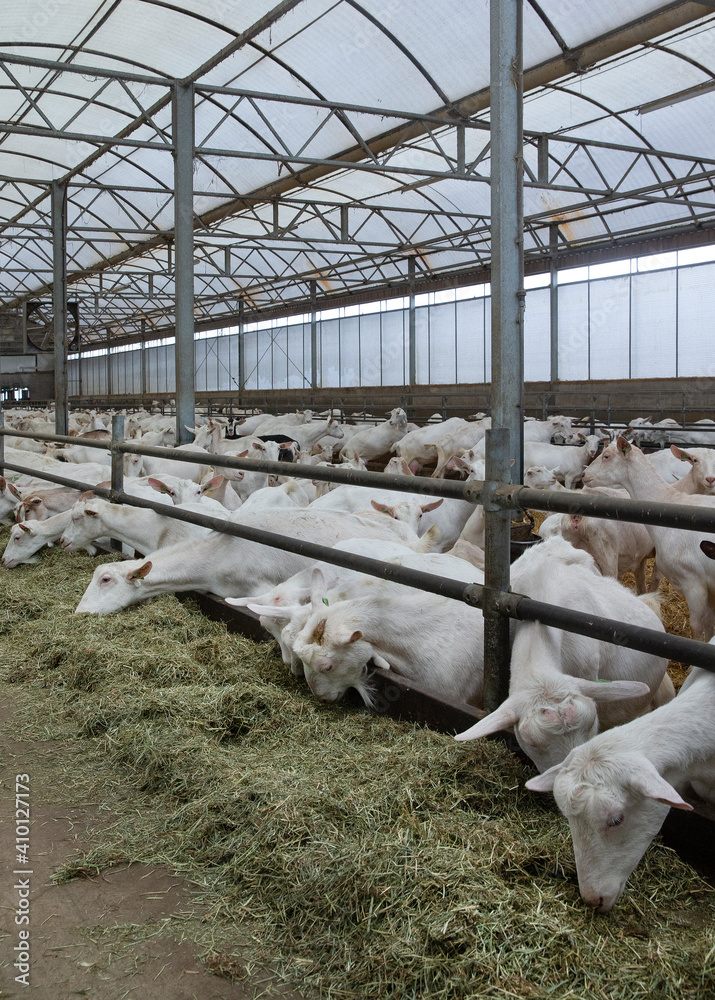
[1,402,714,914]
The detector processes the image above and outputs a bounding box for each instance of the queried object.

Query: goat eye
[100,575,112,584]
[606,814,624,828]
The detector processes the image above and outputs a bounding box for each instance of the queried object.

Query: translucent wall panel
[414,306,429,383]
[631,270,677,378]
[256,330,274,390]
[381,309,406,385]
[456,298,485,383]
[68,359,79,396]
[359,314,381,387]
[523,287,550,381]
[429,302,457,383]
[558,282,589,380]
[589,276,630,380]
[319,319,340,387]
[271,327,289,391]
[84,356,107,396]
[243,331,259,391]
[195,340,210,392]
[216,336,233,392]
[287,324,308,389]
[678,263,715,378]
[339,315,360,387]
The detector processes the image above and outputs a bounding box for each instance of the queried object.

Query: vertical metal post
[408,256,417,386]
[106,327,112,397]
[237,297,246,403]
[110,413,124,552]
[490,0,524,482]
[141,320,147,399]
[77,326,83,399]
[483,428,513,712]
[549,222,559,386]
[310,279,318,391]
[51,179,68,435]
[173,81,196,445]
[483,0,524,714]
[0,410,4,476]
[111,413,124,494]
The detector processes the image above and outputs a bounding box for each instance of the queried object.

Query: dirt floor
[0,693,303,1000]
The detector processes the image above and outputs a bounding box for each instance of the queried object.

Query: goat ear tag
[322,597,329,606]
[130,561,152,580]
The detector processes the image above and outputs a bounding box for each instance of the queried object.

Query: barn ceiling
[1,1,715,346]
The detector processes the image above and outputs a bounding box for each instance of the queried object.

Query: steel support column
[238,297,245,399]
[408,256,417,386]
[106,327,112,396]
[490,0,524,478]
[173,82,196,444]
[140,320,147,398]
[483,0,524,713]
[51,179,68,434]
[550,223,559,386]
[310,279,318,391]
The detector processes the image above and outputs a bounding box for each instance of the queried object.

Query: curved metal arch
[341,0,457,112]
[641,37,715,82]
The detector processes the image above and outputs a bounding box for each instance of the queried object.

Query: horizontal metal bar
[0,121,172,150]
[1,427,109,450]
[0,51,172,87]
[501,483,715,532]
[509,593,711,668]
[112,440,475,500]
[6,430,715,533]
[0,461,107,493]
[194,84,488,128]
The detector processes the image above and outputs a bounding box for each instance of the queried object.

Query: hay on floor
[0,524,713,1000]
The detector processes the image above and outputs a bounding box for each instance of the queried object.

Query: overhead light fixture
[637,79,715,115]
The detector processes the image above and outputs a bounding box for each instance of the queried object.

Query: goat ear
[8,482,22,499]
[616,435,631,455]
[371,500,391,515]
[421,499,443,513]
[147,478,168,493]
[454,699,520,741]
[312,565,340,606]
[245,602,302,619]
[700,540,715,561]
[202,475,224,493]
[18,522,31,533]
[78,490,95,502]
[631,761,693,810]
[574,678,650,703]
[525,761,565,791]
[672,445,695,465]
[129,561,152,581]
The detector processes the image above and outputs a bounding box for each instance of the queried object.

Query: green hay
[1,524,714,1000]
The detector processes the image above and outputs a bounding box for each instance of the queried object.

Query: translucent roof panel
[1,1,715,342]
